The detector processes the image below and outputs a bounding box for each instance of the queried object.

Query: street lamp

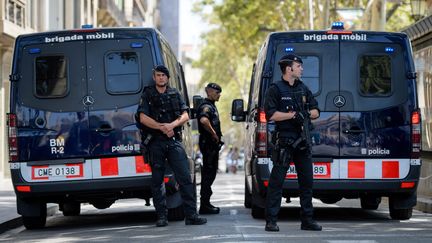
[410,0,427,21]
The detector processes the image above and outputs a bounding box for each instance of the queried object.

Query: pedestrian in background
[137,65,207,227]
[197,82,223,214]
[230,147,240,174]
[263,54,322,232]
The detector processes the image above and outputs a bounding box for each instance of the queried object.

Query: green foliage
[192,0,414,145]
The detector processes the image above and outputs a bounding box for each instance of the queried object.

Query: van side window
[161,41,181,91]
[105,51,141,94]
[360,55,391,96]
[35,56,68,98]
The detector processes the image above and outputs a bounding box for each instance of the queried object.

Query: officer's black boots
[265,221,280,232]
[185,214,207,225]
[199,204,220,214]
[301,220,322,231]
[199,201,220,214]
[156,217,168,227]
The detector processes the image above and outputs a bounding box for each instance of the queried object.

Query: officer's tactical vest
[144,86,182,137]
[197,99,222,139]
[273,80,307,132]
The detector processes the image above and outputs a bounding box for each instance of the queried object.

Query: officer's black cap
[278,54,303,65]
[206,83,222,92]
[153,65,170,78]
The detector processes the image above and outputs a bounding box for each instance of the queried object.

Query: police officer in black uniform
[197,83,222,214]
[264,54,322,232]
[137,65,207,227]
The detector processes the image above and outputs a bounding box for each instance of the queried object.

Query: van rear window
[360,55,391,96]
[105,52,141,94]
[35,56,68,97]
[301,56,319,94]
[272,54,320,94]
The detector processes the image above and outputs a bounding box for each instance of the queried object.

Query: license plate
[286,162,331,179]
[32,164,83,180]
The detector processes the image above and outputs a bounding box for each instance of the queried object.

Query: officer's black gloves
[292,110,310,126]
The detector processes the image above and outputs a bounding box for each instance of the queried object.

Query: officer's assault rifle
[292,95,312,150]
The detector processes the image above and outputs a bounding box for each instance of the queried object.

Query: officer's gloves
[292,110,310,126]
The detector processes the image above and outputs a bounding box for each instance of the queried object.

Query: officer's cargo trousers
[199,139,219,204]
[265,146,314,223]
[148,139,197,218]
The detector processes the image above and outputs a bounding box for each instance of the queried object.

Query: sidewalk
[0,177,22,234]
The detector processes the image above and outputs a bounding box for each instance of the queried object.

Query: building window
[5,0,25,27]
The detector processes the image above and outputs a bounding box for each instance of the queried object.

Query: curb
[0,204,58,234]
[415,197,432,214]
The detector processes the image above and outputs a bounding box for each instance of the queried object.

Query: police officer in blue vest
[197,83,222,214]
[264,54,322,231]
[137,65,207,227]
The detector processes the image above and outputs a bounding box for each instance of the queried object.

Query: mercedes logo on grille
[333,95,346,108]
[82,96,95,106]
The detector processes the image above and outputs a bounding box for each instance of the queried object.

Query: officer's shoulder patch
[203,106,210,113]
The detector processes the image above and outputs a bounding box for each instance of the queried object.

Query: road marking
[327,241,377,243]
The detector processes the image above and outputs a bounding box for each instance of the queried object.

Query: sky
[179,0,208,46]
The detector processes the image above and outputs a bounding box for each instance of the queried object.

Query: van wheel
[251,184,265,219]
[251,204,265,219]
[168,205,185,221]
[389,207,413,220]
[23,216,46,230]
[320,197,342,204]
[61,202,81,216]
[360,196,381,210]
[244,178,252,208]
[91,200,114,209]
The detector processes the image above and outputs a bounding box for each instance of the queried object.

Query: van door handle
[95,127,114,133]
[343,129,365,134]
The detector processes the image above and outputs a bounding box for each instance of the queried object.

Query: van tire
[244,178,252,208]
[320,197,342,204]
[360,196,381,210]
[251,204,265,219]
[61,202,81,216]
[251,184,265,219]
[23,216,46,230]
[168,205,185,221]
[389,207,413,220]
[91,200,114,209]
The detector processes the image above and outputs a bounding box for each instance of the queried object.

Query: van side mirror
[191,95,204,119]
[231,99,246,122]
[407,72,417,79]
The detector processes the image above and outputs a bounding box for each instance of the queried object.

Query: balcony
[0,0,29,47]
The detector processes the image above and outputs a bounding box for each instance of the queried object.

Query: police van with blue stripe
[7,26,194,229]
[231,22,421,220]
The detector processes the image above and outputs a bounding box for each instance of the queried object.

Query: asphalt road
[1,171,432,242]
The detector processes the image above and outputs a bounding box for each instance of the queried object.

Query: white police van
[7,26,194,229]
[232,22,421,220]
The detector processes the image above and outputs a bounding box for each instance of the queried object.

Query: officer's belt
[151,133,179,141]
[276,131,299,139]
